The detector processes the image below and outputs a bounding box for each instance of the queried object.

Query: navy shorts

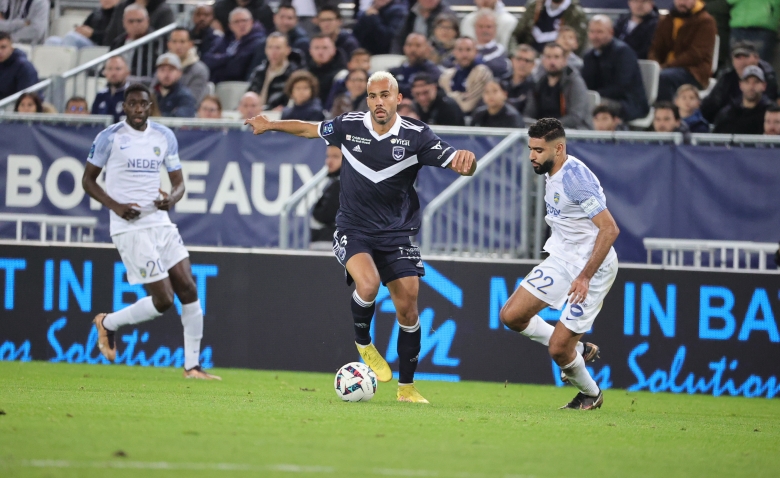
[332,229,425,286]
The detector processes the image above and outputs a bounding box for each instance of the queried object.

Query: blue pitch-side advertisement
[1,244,778,399]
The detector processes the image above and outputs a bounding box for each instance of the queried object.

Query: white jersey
[87,121,181,236]
[542,155,617,270]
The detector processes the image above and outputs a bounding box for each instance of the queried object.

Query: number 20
[526,268,554,294]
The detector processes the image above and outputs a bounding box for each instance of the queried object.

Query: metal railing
[644,238,779,271]
[690,133,780,147]
[0,23,177,112]
[278,166,329,249]
[421,131,528,257]
[0,213,97,242]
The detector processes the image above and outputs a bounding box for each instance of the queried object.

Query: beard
[532,158,554,175]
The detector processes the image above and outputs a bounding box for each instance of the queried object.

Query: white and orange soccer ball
[334,362,377,402]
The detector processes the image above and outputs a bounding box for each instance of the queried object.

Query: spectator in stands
[197,95,222,118]
[353,0,406,55]
[104,0,175,48]
[65,96,90,114]
[389,33,442,98]
[713,65,773,134]
[392,0,454,54]
[315,6,359,60]
[45,0,119,49]
[307,34,346,105]
[330,68,369,117]
[109,5,159,77]
[190,4,220,58]
[512,0,587,56]
[153,53,197,117]
[592,103,628,131]
[310,145,342,250]
[92,55,129,122]
[157,28,210,103]
[203,8,266,83]
[248,33,302,110]
[214,0,274,35]
[649,0,717,101]
[237,91,262,119]
[429,13,459,67]
[652,101,691,142]
[581,15,649,122]
[472,9,512,80]
[0,32,38,100]
[556,25,584,71]
[439,37,493,115]
[615,0,659,60]
[460,0,518,49]
[674,83,709,132]
[472,79,522,127]
[281,70,325,121]
[728,0,780,63]
[13,92,42,112]
[764,104,780,135]
[504,44,536,113]
[411,72,465,125]
[525,42,592,129]
[0,0,48,44]
[398,100,420,119]
[700,42,779,123]
[272,4,309,53]
[323,48,370,111]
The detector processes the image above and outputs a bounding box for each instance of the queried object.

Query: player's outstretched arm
[81,163,140,220]
[155,169,185,211]
[244,115,320,138]
[567,209,620,304]
[448,150,477,176]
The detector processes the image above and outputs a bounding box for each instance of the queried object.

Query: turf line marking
[22,460,535,477]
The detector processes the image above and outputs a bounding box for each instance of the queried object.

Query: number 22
[526,269,554,294]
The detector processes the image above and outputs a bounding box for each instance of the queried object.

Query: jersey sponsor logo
[554,192,560,204]
[126,158,163,170]
[346,134,371,145]
[391,138,410,146]
[431,141,442,150]
[436,146,452,160]
[153,147,161,156]
[119,145,131,150]
[545,202,561,217]
[581,197,601,214]
[352,145,362,153]
[392,146,405,161]
[322,121,334,136]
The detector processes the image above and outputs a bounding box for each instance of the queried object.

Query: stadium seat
[206,82,216,97]
[263,109,282,121]
[32,45,78,78]
[77,46,110,65]
[215,81,250,110]
[63,75,107,109]
[51,13,91,38]
[629,60,660,129]
[12,43,32,58]
[369,54,406,72]
[222,110,243,120]
[587,90,601,112]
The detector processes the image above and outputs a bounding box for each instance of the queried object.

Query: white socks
[398,318,420,333]
[181,300,204,370]
[519,315,585,353]
[561,353,600,397]
[103,296,162,331]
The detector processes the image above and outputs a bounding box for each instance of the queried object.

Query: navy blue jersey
[318,112,456,237]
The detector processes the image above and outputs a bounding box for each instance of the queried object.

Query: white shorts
[112,226,189,285]
[520,256,618,334]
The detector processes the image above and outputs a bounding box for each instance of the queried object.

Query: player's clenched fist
[450,150,477,176]
[245,115,272,135]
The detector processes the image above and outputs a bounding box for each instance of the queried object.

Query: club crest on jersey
[153,147,161,156]
[392,146,405,160]
[322,121,334,136]
[140,268,147,278]
[554,192,560,204]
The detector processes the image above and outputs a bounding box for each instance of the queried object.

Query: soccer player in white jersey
[499,118,619,410]
[245,72,477,403]
[81,83,220,380]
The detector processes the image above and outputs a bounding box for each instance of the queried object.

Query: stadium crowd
[1,0,780,135]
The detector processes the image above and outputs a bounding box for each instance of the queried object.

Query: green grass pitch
[0,362,778,478]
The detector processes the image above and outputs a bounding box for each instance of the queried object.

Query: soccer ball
[334,362,377,402]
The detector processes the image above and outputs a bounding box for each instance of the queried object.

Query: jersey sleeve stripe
[441,151,456,168]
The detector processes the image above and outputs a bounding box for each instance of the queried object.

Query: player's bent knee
[548,342,572,365]
[499,305,526,330]
[355,281,380,303]
[151,292,175,313]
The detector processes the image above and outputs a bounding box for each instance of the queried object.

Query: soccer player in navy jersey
[246,71,477,403]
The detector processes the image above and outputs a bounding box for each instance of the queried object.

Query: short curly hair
[284,70,319,100]
[528,118,565,142]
